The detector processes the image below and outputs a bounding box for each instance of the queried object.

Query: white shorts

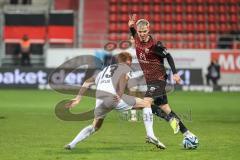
[94,95,135,119]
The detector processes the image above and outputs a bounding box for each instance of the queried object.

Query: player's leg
[129,87,138,121]
[133,97,166,149]
[65,118,104,150]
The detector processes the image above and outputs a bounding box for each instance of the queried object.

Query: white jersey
[93,63,136,118]
[95,63,132,97]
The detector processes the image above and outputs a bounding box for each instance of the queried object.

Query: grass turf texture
[0,90,240,160]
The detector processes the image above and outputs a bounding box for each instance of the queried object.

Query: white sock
[131,110,137,120]
[142,108,156,139]
[183,130,195,137]
[69,125,95,148]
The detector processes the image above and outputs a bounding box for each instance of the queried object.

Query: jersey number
[101,65,118,79]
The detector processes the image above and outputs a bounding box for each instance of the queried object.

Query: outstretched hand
[128,14,136,27]
[65,98,81,109]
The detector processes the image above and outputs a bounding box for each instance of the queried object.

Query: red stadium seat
[121,0,128,4]
[120,5,128,13]
[186,23,194,32]
[219,24,228,33]
[207,0,215,4]
[163,5,173,13]
[208,14,216,23]
[120,14,129,22]
[229,0,238,4]
[230,15,238,23]
[175,23,183,33]
[196,0,204,3]
[219,0,226,4]
[175,14,183,22]
[198,33,206,41]
[143,5,150,13]
[219,5,227,14]
[130,0,139,4]
[197,42,207,49]
[209,33,217,41]
[153,23,162,32]
[163,23,173,33]
[219,14,227,23]
[165,34,172,41]
[153,5,161,13]
[210,42,216,49]
[143,14,151,21]
[186,0,195,4]
[109,23,118,32]
[175,33,183,41]
[187,42,195,48]
[186,14,194,22]
[208,24,217,33]
[131,5,139,13]
[153,0,161,4]
[186,5,196,13]
[110,14,117,22]
[110,0,117,4]
[153,14,161,22]
[175,0,182,4]
[163,0,172,4]
[119,24,128,32]
[196,14,205,22]
[187,33,194,41]
[120,33,129,41]
[175,42,184,49]
[197,23,206,33]
[143,0,151,4]
[110,5,117,13]
[165,43,174,48]
[230,5,237,13]
[230,24,238,30]
[163,14,173,23]
[196,5,204,13]
[207,5,215,14]
[176,5,183,13]
[109,33,118,41]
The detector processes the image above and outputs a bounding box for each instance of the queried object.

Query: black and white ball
[183,135,199,149]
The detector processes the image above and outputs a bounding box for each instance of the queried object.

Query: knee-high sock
[151,104,170,121]
[151,105,188,134]
[69,125,95,147]
[143,108,156,139]
[169,111,188,134]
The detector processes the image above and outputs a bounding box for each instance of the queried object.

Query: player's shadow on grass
[54,144,153,155]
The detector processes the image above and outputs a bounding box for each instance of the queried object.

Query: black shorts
[145,81,168,105]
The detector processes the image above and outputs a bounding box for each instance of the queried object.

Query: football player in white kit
[64,52,166,150]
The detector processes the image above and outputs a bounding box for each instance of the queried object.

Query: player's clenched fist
[173,74,182,84]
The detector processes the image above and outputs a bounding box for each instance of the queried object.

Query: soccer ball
[183,135,199,149]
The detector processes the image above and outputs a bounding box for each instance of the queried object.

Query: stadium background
[0,0,240,160]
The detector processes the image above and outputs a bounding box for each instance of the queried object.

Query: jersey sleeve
[127,70,144,79]
[129,27,137,37]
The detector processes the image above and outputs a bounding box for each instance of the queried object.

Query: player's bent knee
[160,104,171,114]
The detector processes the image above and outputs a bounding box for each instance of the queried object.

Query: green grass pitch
[0,90,240,160]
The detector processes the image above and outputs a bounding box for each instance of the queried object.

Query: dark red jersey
[132,30,166,83]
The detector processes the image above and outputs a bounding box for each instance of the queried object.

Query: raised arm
[128,14,137,37]
[65,76,95,108]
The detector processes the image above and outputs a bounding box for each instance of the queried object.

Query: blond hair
[136,19,150,28]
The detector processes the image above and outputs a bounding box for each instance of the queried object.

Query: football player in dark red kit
[128,14,198,142]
